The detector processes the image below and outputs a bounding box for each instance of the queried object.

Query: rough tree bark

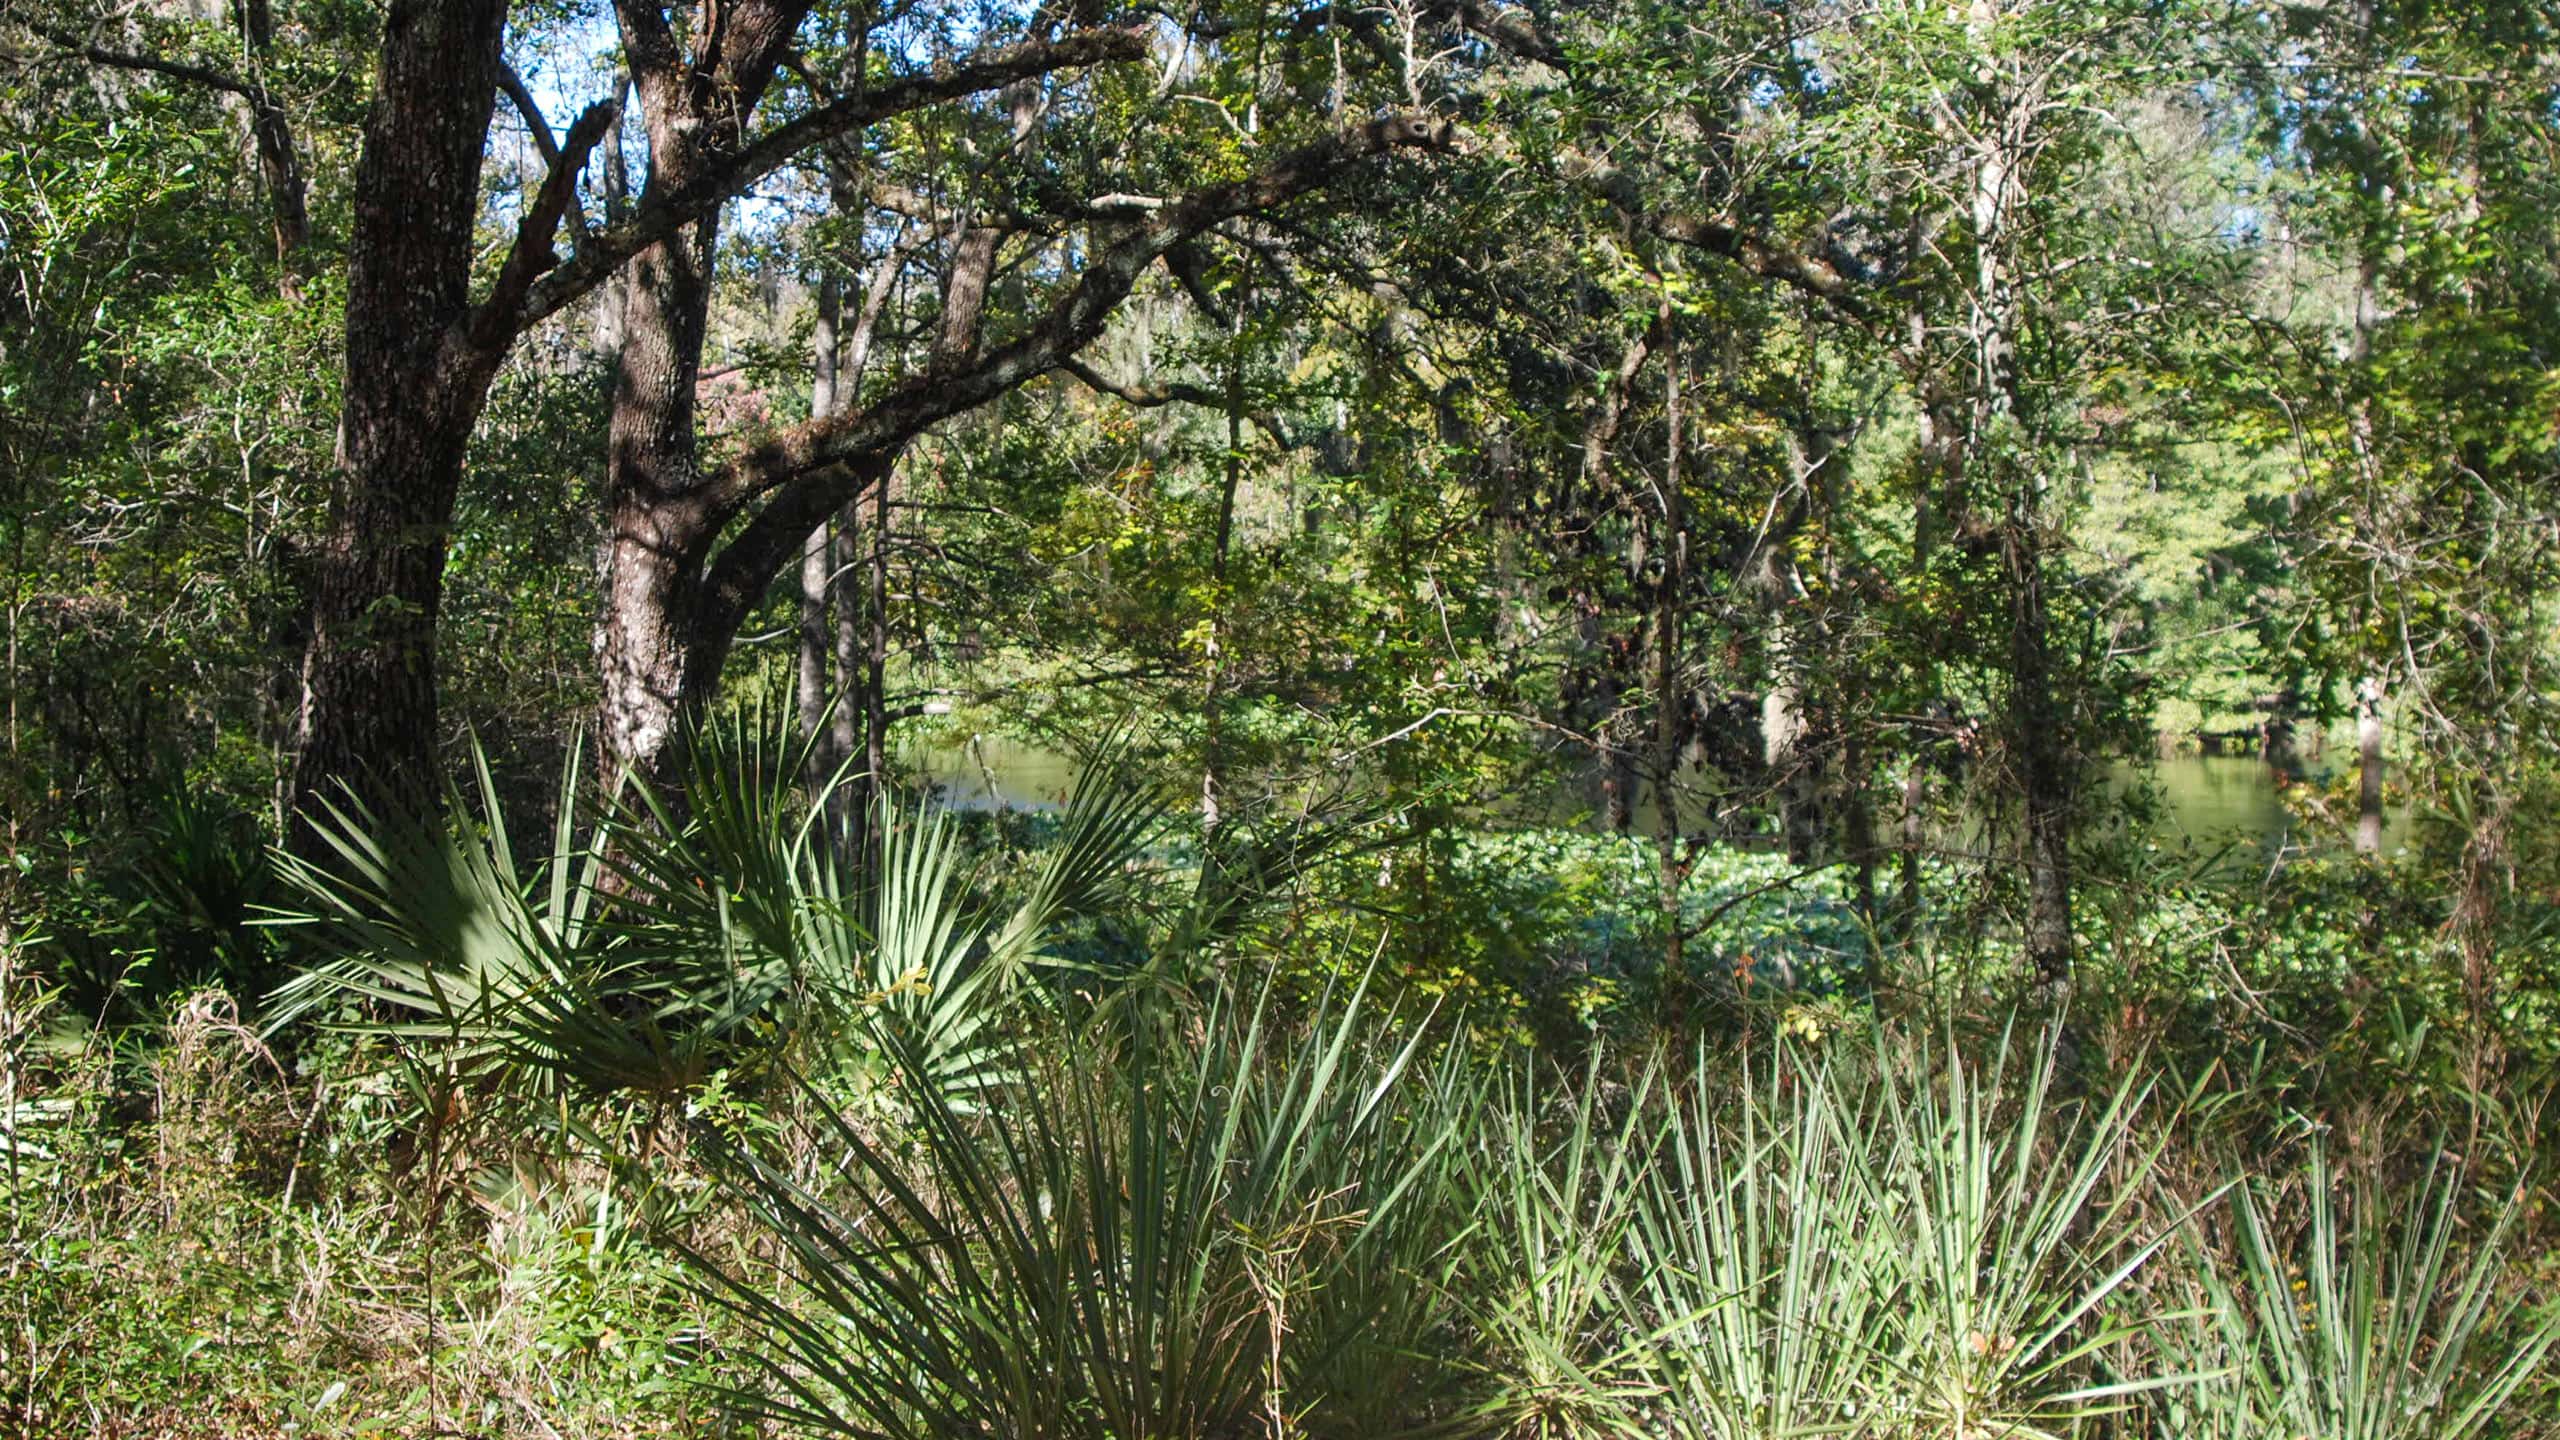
[2004,493,2073,985]
[1201,291,1246,838]
[1652,341,1689,988]
[594,0,813,786]
[2355,674,2386,855]
[289,0,515,834]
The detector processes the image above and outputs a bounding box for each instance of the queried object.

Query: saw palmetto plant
[1626,1046,1904,1440]
[266,710,1165,1110]
[681,974,1467,1440]
[2165,1142,2560,1440]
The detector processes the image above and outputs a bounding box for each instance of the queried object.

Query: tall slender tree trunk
[800,272,843,787]
[864,471,889,822]
[829,515,864,822]
[1204,25,1266,840]
[818,63,878,846]
[290,0,512,839]
[1202,307,1243,838]
[826,462,889,856]
[1577,317,1663,837]
[1599,637,1637,835]
[1762,424,1835,868]
[1653,347,1688,989]
[2355,674,2386,855]
[1970,3,2072,989]
[1896,762,1926,932]
[1895,389,1958,939]
[2005,499,2073,987]
[1844,733,1882,946]
[230,0,309,277]
[2348,247,2387,860]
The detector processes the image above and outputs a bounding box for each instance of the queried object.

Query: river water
[915,738,2397,856]
[2132,753,2407,859]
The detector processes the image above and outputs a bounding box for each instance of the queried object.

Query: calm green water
[2131,753,2406,857]
[2140,755,2292,844]
[917,739,2394,855]
[911,735,1084,811]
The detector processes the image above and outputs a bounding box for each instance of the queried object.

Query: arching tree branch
[1059,358,1295,447]
[712,111,1456,509]
[509,23,1153,335]
[687,111,1458,661]
[459,94,625,360]
[497,62,562,166]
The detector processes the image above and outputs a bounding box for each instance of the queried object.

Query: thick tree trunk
[592,0,812,787]
[289,0,511,840]
[594,203,720,785]
[595,495,713,790]
[1575,317,1662,838]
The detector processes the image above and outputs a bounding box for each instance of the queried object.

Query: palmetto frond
[265,714,1164,1109]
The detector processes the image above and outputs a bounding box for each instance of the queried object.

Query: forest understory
[5,0,2559,1434]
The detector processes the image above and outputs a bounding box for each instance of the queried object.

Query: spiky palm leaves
[263,742,2557,1440]
[684,978,1469,1440]
[267,713,1165,1108]
[1461,1029,2229,1440]
[2161,1143,2560,1440]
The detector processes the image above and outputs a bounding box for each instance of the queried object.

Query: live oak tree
[574,0,1523,789]
[21,0,1197,834]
